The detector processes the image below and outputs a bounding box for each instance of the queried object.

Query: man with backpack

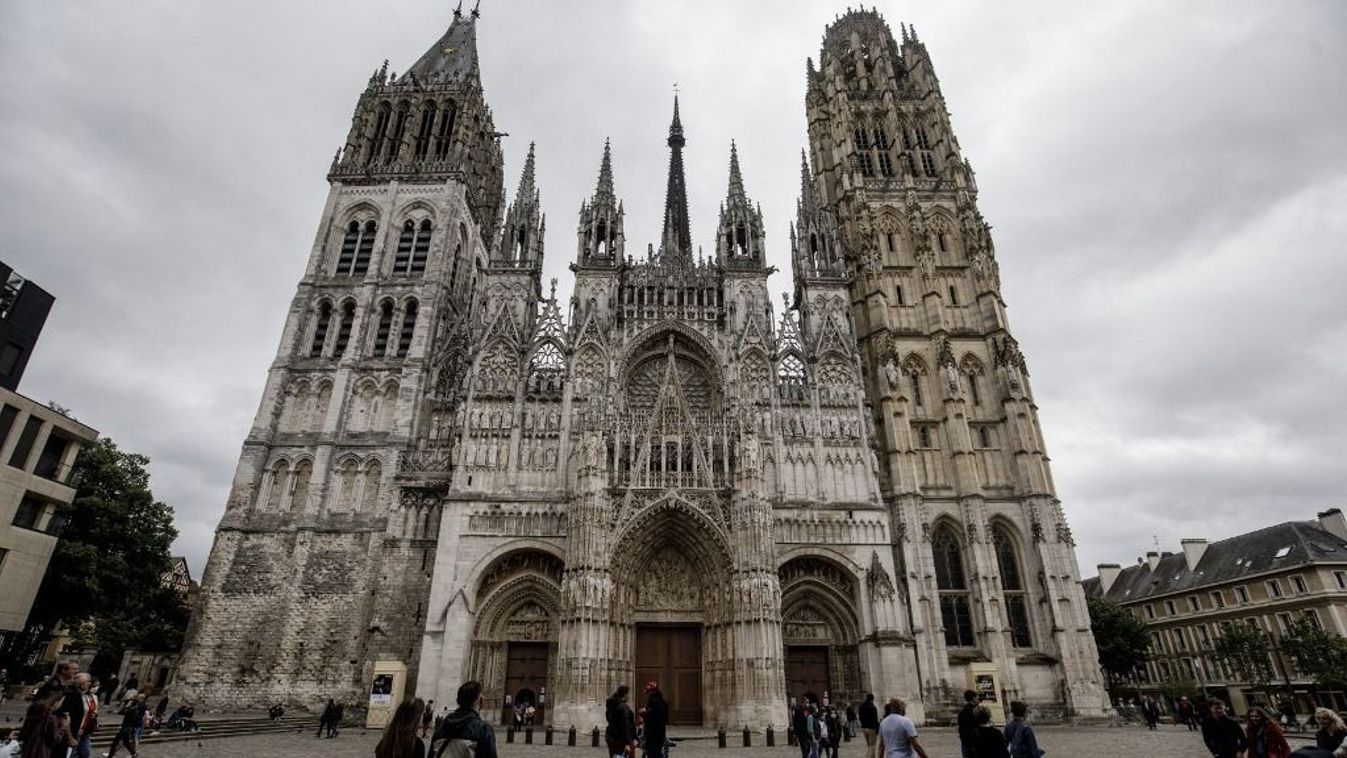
[431,681,498,758]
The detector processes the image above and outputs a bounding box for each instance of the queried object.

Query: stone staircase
[89,715,313,751]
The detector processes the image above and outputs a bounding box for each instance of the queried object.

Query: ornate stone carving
[867,551,895,599]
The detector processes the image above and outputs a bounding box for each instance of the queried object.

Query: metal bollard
[592,725,601,748]
[743,726,752,747]
[843,724,851,743]
[568,725,577,747]
[546,725,555,745]
[526,726,534,744]
[718,728,727,749]
[766,726,775,747]
[507,726,516,744]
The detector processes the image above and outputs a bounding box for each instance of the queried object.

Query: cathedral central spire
[660,95,693,260]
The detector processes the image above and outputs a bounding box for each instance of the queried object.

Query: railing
[398,446,455,475]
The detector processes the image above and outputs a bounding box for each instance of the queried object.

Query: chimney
[1097,564,1122,595]
[1181,539,1209,571]
[1145,551,1160,571]
[1318,509,1347,541]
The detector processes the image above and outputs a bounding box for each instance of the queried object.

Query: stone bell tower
[175,4,505,707]
[803,9,1110,719]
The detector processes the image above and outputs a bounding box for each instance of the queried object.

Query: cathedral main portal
[634,625,703,725]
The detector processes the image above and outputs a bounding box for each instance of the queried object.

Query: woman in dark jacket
[606,685,637,758]
[970,705,1009,758]
[642,684,669,758]
[1315,707,1347,752]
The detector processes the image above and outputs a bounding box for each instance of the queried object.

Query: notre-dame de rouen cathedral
[176,6,1110,727]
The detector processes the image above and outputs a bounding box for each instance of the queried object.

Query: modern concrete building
[1083,509,1347,713]
[0,393,97,643]
[0,263,55,392]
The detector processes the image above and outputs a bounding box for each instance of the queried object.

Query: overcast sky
[2,1,1344,578]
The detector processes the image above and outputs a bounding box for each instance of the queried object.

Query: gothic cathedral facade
[177,8,1109,726]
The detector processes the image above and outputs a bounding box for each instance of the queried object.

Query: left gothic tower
[175,7,505,707]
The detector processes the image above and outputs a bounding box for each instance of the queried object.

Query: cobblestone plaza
[170,724,1295,758]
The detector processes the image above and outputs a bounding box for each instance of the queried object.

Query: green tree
[3,437,188,676]
[1087,597,1151,695]
[1212,622,1277,697]
[1280,616,1347,687]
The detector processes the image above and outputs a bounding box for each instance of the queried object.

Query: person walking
[805,705,822,758]
[317,698,336,738]
[969,705,1009,758]
[641,682,668,758]
[1179,697,1198,731]
[34,661,77,702]
[957,690,979,758]
[605,685,637,758]
[420,699,435,739]
[1203,700,1249,758]
[105,693,147,758]
[0,668,8,707]
[792,699,812,758]
[331,702,345,737]
[859,693,880,752]
[1315,707,1347,752]
[18,690,72,758]
[845,703,859,741]
[100,674,117,706]
[1246,706,1292,758]
[58,673,99,758]
[824,706,843,758]
[376,698,427,758]
[876,697,929,758]
[431,681,498,758]
[1141,696,1160,731]
[1003,701,1042,758]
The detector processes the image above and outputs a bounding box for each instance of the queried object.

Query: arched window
[515,225,528,260]
[434,100,456,159]
[354,220,377,275]
[933,527,976,647]
[414,102,437,160]
[977,426,991,448]
[289,460,312,511]
[265,460,289,510]
[385,102,409,161]
[994,526,1033,648]
[309,301,332,357]
[411,219,432,275]
[909,370,924,408]
[394,220,415,274]
[372,300,394,357]
[368,102,391,165]
[337,222,359,274]
[967,372,982,406]
[397,300,418,357]
[332,301,355,356]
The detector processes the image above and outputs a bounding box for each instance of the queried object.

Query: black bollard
[718,728,727,749]
[507,726,516,744]
[743,726,751,747]
[525,726,534,745]
[592,725,601,748]
[568,726,577,747]
[766,726,775,747]
[546,725,555,745]
[843,724,851,743]
[787,726,796,746]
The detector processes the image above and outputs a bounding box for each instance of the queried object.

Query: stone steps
[89,716,314,749]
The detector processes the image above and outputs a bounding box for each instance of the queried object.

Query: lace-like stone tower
[178,7,1108,725]
[802,11,1109,719]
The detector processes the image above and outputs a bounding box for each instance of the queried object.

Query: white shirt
[878,713,919,758]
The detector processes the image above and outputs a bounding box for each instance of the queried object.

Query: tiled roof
[1082,520,1347,603]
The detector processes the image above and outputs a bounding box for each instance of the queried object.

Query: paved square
[152,723,1324,758]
